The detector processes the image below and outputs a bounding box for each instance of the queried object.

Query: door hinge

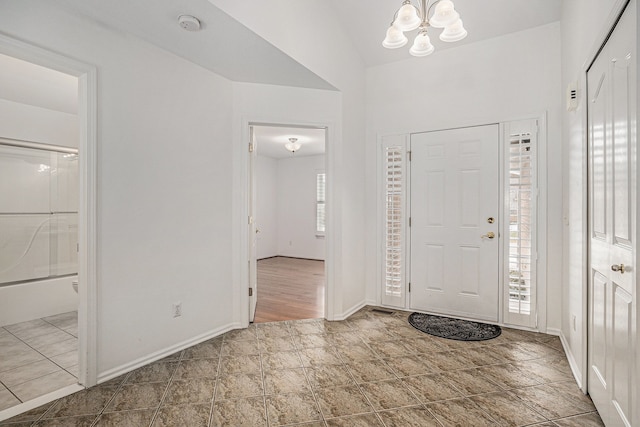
[408,150,412,161]
[409,217,411,227]
[248,216,253,225]
[249,143,254,153]
[408,282,411,292]
[249,287,253,297]
[77,243,79,252]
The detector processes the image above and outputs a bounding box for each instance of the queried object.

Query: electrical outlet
[173,302,182,318]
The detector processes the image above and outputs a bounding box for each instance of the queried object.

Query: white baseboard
[0,383,83,422]
[97,322,241,384]
[332,299,376,321]
[548,327,583,390]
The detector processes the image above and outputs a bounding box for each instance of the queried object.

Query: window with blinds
[384,146,404,298]
[316,173,326,234]
[508,133,534,316]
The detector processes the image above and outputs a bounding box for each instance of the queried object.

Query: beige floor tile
[218,354,260,376]
[104,382,166,412]
[368,340,415,358]
[359,379,420,410]
[210,396,267,427]
[34,414,97,426]
[163,378,216,406]
[223,326,257,342]
[173,358,220,379]
[299,347,343,367]
[125,360,178,384]
[0,341,46,373]
[261,351,303,371]
[220,339,260,357]
[263,368,310,395]
[11,370,77,402]
[43,385,120,418]
[383,354,436,377]
[42,312,78,330]
[258,335,296,353]
[0,387,21,411]
[427,397,497,426]
[440,368,503,396]
[4,319,59,341]
[479,363,545,389]
[181,339,221,360]
[305,364,355,389]
[151,403,211,427]
[513,382,596,420]
[50,350,79,369]
[34,337,78,359]
[94,409,155,426]
[554,412,605,427]
[345,358,397,384]
[265,392,322,426]
[401,373,463,403]
[315,385,373,418]
[470,391,548,426]
[214,373,262,400]
[292,333,334,349]
[329,331,364,348]
[0,401,56,424]
[378,406,441,427]
[325,413,384,426]
[0,359,61,388]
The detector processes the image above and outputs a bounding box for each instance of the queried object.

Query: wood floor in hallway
[254,256,325,323]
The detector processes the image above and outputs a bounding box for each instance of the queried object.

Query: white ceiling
[56,0,336,91]
[253,126,326,160]
[9,0,563,109]
[0,53,78,114]
[327,0,562,67]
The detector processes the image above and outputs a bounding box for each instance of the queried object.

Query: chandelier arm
[425,0,443,23]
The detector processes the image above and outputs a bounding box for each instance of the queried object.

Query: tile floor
[1,306,603,426]
[0,312,78,411]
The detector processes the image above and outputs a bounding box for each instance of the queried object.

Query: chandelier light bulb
[382,25,408,49]
[409,32,435,57]
[429,0,459,28]
[394,2,421,32]
[440,18,467,42]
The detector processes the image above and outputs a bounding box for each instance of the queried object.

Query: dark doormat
[408,312,501,341]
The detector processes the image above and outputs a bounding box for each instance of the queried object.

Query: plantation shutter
[504,121,537,327]
[381,135,408,308]
[316,173,326,234]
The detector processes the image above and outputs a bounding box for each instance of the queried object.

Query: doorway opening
[0,35,96,421]
[249,124,327,323]
[0,53,81,413]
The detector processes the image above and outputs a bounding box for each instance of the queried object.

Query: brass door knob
[611,264,625,274]
[481,232,495,239]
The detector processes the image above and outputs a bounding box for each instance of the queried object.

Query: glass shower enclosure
[0,138,78,285]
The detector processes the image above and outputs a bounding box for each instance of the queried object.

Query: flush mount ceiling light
[383,0,467,57]
[284,137,302,153]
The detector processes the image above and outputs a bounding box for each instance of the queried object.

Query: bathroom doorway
[249,124,327,323]
[0,39,96,419]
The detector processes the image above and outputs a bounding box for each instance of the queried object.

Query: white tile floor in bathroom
[0,311,78,411]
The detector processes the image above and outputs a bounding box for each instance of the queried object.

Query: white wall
[0,99,78,148]
[560,0,621,387]
[0,0,236,378]
[256,153,325,261]
[365,23,563,330]
[231,82,348,318]
[277,155,325,260]
[215,0,369,318]
[256,155,278,259]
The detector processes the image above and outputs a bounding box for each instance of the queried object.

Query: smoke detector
[178,15,201,32]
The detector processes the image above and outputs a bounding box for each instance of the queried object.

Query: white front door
[410,125,500,321]
[587,1,636,425]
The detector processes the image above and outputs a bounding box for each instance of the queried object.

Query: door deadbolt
[487,217,495,224]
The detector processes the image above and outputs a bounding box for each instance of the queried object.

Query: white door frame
[578,0,635,396]
[239,118,334,324]
[377,115,548,331]
[0,34,98,398]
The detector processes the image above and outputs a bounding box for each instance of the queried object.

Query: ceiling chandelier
[284,137,301,153]
[383,0,467,57]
